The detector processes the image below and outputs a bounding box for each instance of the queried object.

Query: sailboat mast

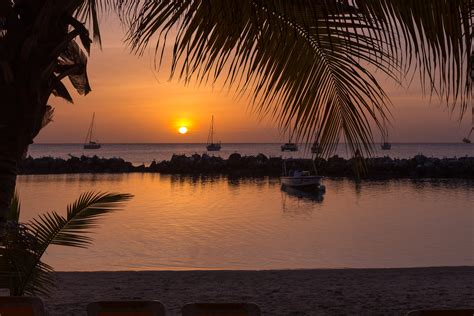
[90,113,95,142]
[210,115,214,144]
[84,113,96,143]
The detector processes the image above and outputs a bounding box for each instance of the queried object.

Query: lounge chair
[182,303,261,316]
[87,300,166,316]
[0,296,45,316]
[406,309,474,315]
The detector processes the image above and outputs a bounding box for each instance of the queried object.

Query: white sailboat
[83,113,101,149]
[311,130,322,154]
[380,123,391,150]
[462,127,472,144]
[206,115,221,151]
[281,128,298,151]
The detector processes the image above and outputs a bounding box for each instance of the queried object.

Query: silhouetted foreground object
[182,303,261,316]
[1,192,132,297]
[0,296,45,316]
[406,309,474,316]
[18,154,474,179]
[0,1,97,223]
[87,300,165,316]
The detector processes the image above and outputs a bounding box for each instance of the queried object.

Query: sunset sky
[37,15,472,144]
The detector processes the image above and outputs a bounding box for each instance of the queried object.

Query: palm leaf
[29,192,133,252]
[126,0,472,156]
[353,0,472,117]
[9,192,133,296]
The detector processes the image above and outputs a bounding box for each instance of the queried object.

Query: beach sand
[46,267,473,315]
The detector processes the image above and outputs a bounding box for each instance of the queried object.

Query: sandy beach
[45,266,473,315]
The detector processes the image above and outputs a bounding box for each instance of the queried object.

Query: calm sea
[28,143,474,165]
[17,174,473,271]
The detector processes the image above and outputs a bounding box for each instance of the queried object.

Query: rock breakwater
[18,154,474,179]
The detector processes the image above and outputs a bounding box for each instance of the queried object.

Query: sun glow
[178,126,188,134]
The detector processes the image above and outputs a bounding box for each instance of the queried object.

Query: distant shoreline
[45,266,474,315]
[19,153,474,179]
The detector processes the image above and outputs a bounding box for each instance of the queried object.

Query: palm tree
[0,192,132,295]
[0,0,110,224]
[0,0,472,224]
[126,0,472,152]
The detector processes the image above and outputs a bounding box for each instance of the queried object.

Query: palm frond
[75,0,132,46]
[22,261,56,297]
[4,192,133,296]
[354,0,473,117]
[127,0,472,156]
[29,192,133,252]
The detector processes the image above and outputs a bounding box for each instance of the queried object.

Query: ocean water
[17,174,473,271]
[28,143,474,165]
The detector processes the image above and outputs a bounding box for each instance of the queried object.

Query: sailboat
[462,127,472,144]
[206,115,221,151]
[380,124,391,150]
[83,113,101,149]
[281,127,298,152]
[311,131,322,154]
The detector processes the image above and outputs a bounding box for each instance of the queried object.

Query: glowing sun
[178,126,188,134]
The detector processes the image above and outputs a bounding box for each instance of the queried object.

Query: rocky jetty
[18,154,474,179]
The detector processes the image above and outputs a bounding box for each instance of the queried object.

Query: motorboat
[280,159,325,192]
[281,171,323,189]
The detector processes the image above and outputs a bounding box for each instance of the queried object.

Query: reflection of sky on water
[17,174,474,271]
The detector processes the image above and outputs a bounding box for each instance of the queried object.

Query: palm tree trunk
[0,90,31,226]
[0,154,18,224]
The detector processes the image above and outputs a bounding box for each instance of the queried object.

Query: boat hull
[84,143,101,149]
[381,143,391,150]
[206,143,221,151]
[281,176,322,189]
[462,138,471,144]
[281,144,298,152]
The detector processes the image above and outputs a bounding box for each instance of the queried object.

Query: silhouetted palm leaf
[126,0,472,156]
[1,192,132,296]
[30,192,132,252]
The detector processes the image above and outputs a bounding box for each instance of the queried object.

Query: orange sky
[36,15,472,144]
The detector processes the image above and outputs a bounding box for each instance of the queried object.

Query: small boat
[281,128,298,151]
[462,127,472,143]
[281,172,323,189]
[281,143,298,152]
[206,115,221,151]
[311,143,322,154]
[83,113,101,149]
[311,130,322,154]
[280,159,324,192]
[380,125,391,150]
